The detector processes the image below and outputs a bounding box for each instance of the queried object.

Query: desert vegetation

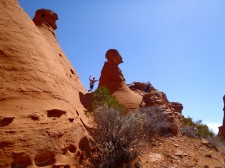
[180,116,225,153]
[86,86,225,167]
[180,116,214,138]
[88,86,124,112]
[137,106,173,136]
[87,87,177,167]
[90,106,146,167]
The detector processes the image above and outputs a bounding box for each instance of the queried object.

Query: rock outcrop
[98,50,182,134]
[98,49,142,110]
[169,102,183,114]
[131,83,183,135]
[218,95,225,138]
[0,1,89,167]
[130,82,157,92]
[33,9,58,30]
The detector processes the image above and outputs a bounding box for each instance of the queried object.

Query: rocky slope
[139,135,225,168]
[0,1,90,167]
[130,82,183,135]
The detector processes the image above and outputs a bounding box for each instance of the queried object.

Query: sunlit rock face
[0,1,90,166]
[219,95,225,138]
[129,83,182,135]
[98,49,182,135]
[98,49,142,110]
[33,8,58,30]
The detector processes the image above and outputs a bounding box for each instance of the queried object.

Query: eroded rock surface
[0,1,89,166]
[130,83,183,135]
[33,8,58,30]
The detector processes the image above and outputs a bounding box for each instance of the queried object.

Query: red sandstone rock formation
[98,49,142,110]
[0,1,89,167]
[169,102,183,114]
[130,82,157,92]
[33,9,58,30]
[131,83,183,135]
[218,95,225,138]
[98,49,182,134]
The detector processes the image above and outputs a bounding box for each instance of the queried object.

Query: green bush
[181,116,214,138]
[90,86,124,112]
[181,116,225,153]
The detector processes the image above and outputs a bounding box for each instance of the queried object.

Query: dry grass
[88,105,178,167]
[137,106,173,136]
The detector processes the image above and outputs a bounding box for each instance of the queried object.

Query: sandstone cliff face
[0,1,89,167]
[219,95,225,138]
[98,49,142,110]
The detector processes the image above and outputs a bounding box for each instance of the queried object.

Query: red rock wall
[0,0,89,167]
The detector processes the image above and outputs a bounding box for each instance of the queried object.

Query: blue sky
[19,0,225,133]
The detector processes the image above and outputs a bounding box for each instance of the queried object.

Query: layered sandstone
[218,95,225,138]
[131,83,183,135]
[0,1,89,167]
[98,49,142,110]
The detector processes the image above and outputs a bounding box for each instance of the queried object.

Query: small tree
[90,86,124,112]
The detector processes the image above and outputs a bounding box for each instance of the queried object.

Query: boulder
[170,102,184,113]
[33,8,58,30]
[130,82,156,92]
